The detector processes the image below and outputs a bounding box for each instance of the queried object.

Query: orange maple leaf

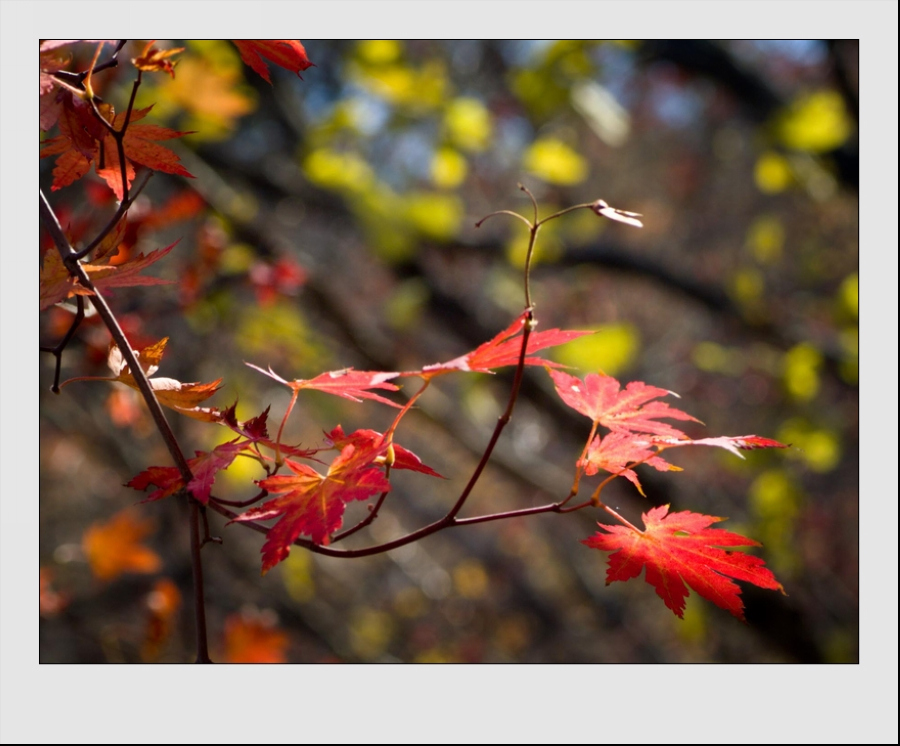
[106,338,223,421]
[142,578,182,661]
[583,505,784,621]
[132,41,184,78]
[223,611,289,663]
[82,509,162,581]
[39,239,176,311]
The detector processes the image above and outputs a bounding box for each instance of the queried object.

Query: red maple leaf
[41,105,194,198]
[127,464,184,502]
[232,444,391,571]
[220,403,317,460]
[584,431,679,495]
[408,312,592,377]
[127,441,249,504]
[246,364,401,408]
[325,425,444,478]
[583,505,784,620]
[549,370,699,438]
[232,40,314,84]
[652,435,789,459]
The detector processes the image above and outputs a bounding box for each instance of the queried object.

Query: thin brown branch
[40,296,85,393]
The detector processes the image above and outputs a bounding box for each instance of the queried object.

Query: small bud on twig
[591,199,643,228]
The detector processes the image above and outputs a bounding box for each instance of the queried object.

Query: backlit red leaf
[232,40,314,84]
[583,505,784,620]
[247,364,401,408]
[412,312,592,376]
[127,441,249,504]
[325,425,444,478]
[584,431,679,494]
[232,444,391,571]
[549,370,699,438]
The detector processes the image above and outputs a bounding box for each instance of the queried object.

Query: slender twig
[207,489,595,560]
[330,489,391,543]
[70,170,153,262]
[189,498,212,662]
[40,295,85,393]
[209,487,269,509]
[47,40,127,92]
[42,189,210,662]
[42,192,192,479]
[446,309,533,519]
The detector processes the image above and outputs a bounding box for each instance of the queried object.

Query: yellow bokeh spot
[236,301,326,373]
[303,148,374,193]
[729,267,765,305]
[747,215,785,264]
[749,469,798,521]
[220,243,256,274]
[838,272,858,319]
[748,468,801,575]
[444,97,492,152]
[349,608,395,660]
[356,39,403,65]
[384,278,430,331]
[403,192,463,240]
[677,597,707,644]
[414,647,457,663]
[453,559,489,600]
[393,586,428,618]
[691,342,745,376]
[754,151,793,194]
[282,551,315,603]
[523,138,588,185]
[219,449,265,487]
[431,147,468,189]
[350,60,447,112]
[838,326,858,385]
[505,223,562,269]
[802,430,841,472]
[158,56,256,139]
[550,324,640,377]
[782,343,823,401]
[777,90,852,153]
[777,418,841,473]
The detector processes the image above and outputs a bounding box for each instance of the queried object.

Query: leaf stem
[445,306,534,520]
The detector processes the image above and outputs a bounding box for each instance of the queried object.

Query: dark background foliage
[40,40,859,663]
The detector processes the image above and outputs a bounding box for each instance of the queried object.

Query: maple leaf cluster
[40,39,791,634]
[548,368,788,619]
